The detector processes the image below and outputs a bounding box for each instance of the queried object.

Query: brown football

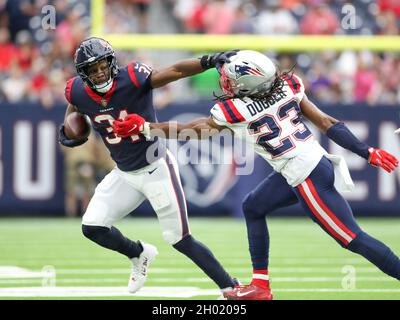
[64,112,91,140]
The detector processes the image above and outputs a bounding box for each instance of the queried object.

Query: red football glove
[112,114,145,138]
[368,147,399,173]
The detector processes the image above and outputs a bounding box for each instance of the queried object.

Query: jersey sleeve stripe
[65,77,75,104]
[291,74,302,93]
[219,100,245,123]
[217,101,233,123]
[128,62,140,88]
[226,99,246,122]
[283,75,301,94]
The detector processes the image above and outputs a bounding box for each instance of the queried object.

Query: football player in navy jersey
[59,37,239,295]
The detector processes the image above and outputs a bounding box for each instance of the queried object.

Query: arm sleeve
[326,122,370,160]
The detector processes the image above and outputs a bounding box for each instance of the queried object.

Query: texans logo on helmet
[235,65,264,78]
[98,39,111,49]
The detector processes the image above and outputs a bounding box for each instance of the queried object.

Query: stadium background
[0,0,399,300]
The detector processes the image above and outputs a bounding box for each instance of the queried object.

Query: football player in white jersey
[112,50,400,300]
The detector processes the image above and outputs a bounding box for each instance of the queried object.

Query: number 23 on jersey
[247,99,312,158]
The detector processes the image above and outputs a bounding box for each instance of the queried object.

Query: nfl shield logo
[101,98,107,108]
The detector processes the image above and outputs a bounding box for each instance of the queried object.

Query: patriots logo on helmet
[235,65,264,78]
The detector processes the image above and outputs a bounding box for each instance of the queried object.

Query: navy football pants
[243,156,400,280]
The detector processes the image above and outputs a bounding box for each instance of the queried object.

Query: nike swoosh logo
[127,125,137,133]
[148,168,157,175]
[236,290,256,297]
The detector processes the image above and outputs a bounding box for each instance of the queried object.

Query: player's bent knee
[82,207,114,228]
[346,231,367,251]
[172,234,194,251]
[242,193,263,218]
[342,231,363,250]
[162,230,189,245]
[82,224,109,242]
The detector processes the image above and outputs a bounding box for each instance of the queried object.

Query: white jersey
[210,74,326,187]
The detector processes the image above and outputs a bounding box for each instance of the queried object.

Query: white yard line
[0,286,219,298]
[0,258,378,266]
[0,266,50,279]
[0,267,385,277]
[0,276,395,285]
[54,267,383,274]
[0,286,399,298]
[276,289,400,293]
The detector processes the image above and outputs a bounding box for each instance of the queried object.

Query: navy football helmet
[74,37,118,93]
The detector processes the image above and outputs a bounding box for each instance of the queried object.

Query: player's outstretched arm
[112,114,228,140]
[150,50,238,88]
[58,104,88,148]
[299,95,339,133]
[149,116,228,140]
[300,95,399,173]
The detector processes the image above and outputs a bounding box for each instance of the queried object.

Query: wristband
[142,122,151,139]
[200,55,212,70]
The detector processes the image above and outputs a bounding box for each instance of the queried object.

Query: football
[64,112,91,140]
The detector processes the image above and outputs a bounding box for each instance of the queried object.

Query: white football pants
[82,150,191,244]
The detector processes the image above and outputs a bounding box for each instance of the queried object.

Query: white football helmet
[219,50,277,98]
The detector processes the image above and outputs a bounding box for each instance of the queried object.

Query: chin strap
[93,77,113,93]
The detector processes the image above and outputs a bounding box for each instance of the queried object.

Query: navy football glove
[200,50,239,71]
[58,125,88,148]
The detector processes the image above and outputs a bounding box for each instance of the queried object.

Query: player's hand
[368,147,399,173]
[58,125,88,148]
[200,50,239,71]
[112,114,145,138]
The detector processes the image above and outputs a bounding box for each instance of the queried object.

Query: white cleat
[128,242,158,294]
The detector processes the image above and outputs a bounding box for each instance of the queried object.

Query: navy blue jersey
[65,61,166,171]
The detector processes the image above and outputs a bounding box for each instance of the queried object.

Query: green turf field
[0,217,399,300]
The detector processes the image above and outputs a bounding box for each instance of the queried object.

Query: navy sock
[348,231,400,280]
[82,225,143,259]
[245,214,270,270]
[173,235,235,289]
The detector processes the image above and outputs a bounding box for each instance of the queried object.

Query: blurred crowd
[0,0,90,108]
[1,0,399,216]
[170,0,400,36]
[0,0,399,108]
